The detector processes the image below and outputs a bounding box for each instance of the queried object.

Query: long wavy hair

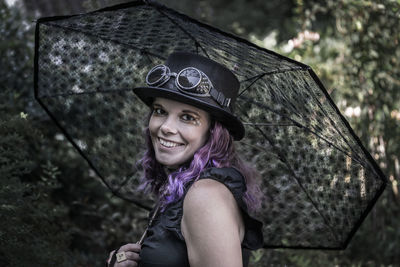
[138,119,262,212]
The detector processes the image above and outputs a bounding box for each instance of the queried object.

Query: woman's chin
[156,156,183,170]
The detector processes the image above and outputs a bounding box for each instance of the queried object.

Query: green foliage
[0,105,72,266]
[0,1,34,102]
[2,0,400,266]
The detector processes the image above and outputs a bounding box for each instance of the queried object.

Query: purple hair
[138,120,262,212]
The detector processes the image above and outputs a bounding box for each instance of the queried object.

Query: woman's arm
[181,178,245,267]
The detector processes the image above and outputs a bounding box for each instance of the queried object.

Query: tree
[2,0,399,265]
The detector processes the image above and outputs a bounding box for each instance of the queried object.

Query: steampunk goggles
[145,65,231,108]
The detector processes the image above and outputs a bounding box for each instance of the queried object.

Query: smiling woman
[107,52,264,267]
[149,98,211,169]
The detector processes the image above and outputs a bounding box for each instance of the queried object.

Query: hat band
[145,64,231,108]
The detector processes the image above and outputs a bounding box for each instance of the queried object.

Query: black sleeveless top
[139,167,263,267]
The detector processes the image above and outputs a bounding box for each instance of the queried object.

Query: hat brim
[133,86,245,140]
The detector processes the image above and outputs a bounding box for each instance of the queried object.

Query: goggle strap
[210,87,231,108]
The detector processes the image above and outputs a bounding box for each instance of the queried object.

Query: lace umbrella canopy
[34,0,386,249]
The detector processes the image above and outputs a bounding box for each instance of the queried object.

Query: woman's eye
[152,107,165,115]
[181,114,196,121]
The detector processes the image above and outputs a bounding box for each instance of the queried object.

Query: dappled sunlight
[359,166,366,199]
[345,156,351,184]
[390,175,398,197]
[390,109,400,121]
[282,30,320,53]
[344,106,361,117]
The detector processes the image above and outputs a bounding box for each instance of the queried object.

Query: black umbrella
[34,0,387,249]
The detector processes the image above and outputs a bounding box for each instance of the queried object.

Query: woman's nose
[160,117,178,135]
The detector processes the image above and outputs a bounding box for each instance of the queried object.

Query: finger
[107,250,116,263]
[119,243,141,252]
[109,250,116,257]
[125,251,141,261]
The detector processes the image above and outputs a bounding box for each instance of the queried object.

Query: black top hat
[134,52,245,140]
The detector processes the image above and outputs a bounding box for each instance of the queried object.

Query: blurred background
[1,0,399,266]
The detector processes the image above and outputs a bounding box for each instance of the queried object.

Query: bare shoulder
[185,178,234,207]
[182,178,244,240]
[181,178,245,267]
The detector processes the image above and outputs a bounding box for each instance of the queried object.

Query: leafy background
[1,0,399,266]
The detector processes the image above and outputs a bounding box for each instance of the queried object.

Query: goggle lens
[177,68,201,89]
[146,66,166,85]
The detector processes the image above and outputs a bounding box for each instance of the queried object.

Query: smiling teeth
[159,138,182,148]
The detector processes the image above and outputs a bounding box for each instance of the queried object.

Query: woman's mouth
[158,137,184,148]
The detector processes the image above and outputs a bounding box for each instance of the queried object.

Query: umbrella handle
[137,229,148,246]
[137,202,161,245]
[107,202,159,267]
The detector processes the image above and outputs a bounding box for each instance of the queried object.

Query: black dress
[139,167,263,267]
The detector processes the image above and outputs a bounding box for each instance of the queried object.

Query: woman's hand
[107,243,141,267]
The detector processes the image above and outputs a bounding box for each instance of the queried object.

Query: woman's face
[149,97,211,169]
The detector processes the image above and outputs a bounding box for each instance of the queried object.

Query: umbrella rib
[273,83,303,118]
[238,73,266,97]
[239,66,305,83]
[238,66,305,97]
[305,75,366,166]
[243,122,297,126]
[151,4,210,58]
[112,167,139,196]
[239,95,305,127]
[37,87,143,98]
[252,123,341,244]
[239,97,367,167]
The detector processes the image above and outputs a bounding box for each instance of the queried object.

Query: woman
[107,52,263,267]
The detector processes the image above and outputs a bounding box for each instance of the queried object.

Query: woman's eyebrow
[182,109,200,117]
[152,103,163,108]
